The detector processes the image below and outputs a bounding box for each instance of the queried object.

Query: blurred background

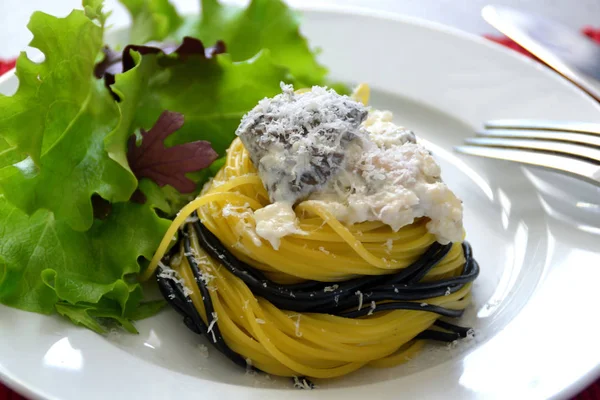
[1,0,599,58]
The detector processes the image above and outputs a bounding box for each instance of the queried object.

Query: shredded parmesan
[385,239,394,254]
[355,290,364,311]
[237,83,368,204]
[207,312,219,343]
[367,300,376,316]
[157,262,193,297]
[289,314,303,337]
[324,284,339,292]
[307,108,464,244]
[184,215,199,223]
[318,246,330,255]
[235,84,463,246]
[293,376,315,390]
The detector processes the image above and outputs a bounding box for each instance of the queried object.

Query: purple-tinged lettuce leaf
[127,111,218,193]
[120,49,289,156]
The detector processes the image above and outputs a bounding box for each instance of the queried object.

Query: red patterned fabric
[2,28,600,400]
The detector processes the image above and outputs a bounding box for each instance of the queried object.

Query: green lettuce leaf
[0,9,137,231]
[0,10,105,164]
[0,137,24,170]
[195,0,327,86]
[0,0,343,334]
[83,0,111,27]
[56,302,138,334]
[118,49,288,156]
[0,194,169,331]
[119,0,328,86]
[102,39,288,213]
[120,0,183,44]
[56,299,165,333]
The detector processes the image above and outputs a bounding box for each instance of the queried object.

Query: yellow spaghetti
[146,85,478,380]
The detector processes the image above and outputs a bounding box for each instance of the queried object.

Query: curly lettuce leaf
[102,37,287,194]
[119,0,183,44]
[0,10,105,165]
[120,0,328,86]
[83,0,111,27]
[0,9,137,231]
[56,299,166,334]
[0,194,169,331]
[56,302,138,334]
[195,0,327,86]
[0,0,344,334]
[123,49,288,156]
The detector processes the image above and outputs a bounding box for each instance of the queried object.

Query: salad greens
[0,0,337,333]
[127,110,218,193]
[120,0,183,44]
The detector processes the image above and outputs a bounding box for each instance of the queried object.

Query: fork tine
[477,129,600,148]
[455,145,600,186]
[485,120,600,135]
[464,137,600,163]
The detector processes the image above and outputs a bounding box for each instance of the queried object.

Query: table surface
[1,0,599,58]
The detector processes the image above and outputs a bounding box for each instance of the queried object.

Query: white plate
[2,5,600,400]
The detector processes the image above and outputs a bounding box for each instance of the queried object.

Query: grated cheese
[157,262,193,297]
[289,314,303,337]
[307,103,464,244]
[293,376,315,390]
[355,290,364,311]
[308,109,463,244]
[207,312,219,343]
[324,284,339,292]
[184,215,199,223]
[237,83,368,204]
[367,300,376,316]
[237,84,463,245]
[318,246,330,255]
[384,239,394,254]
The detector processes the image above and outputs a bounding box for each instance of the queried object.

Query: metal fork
[455,120,600,187]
